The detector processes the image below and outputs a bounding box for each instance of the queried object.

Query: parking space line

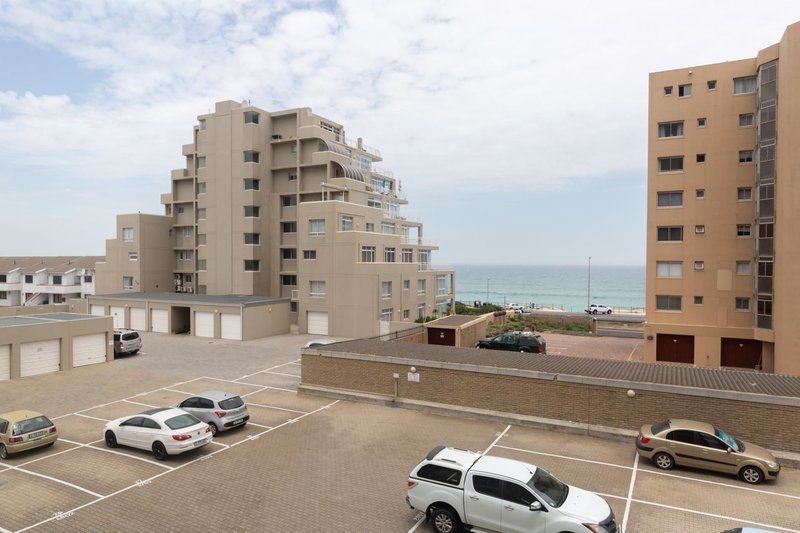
[230,399,339,448]
[123,399,158,408]
[206,441,230,449]
[163,388,196,396]
[246,402,308,414]
[494,445,632,471]
[74,413,111,422]
[245,421,273,429]
[483,424,511,455]
[407,515,425,533]
[261,371,300,378]
[0,524,10,533]
[14,443,84,468]
[56,438,174,470]
[240,386,269,398]
[621,452,639,532]
[232,359,300,382]
[9,464,103,498]
[627,341,641,361]
[203,376,298,393]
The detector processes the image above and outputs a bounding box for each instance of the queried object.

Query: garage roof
[0,313,101,328]
[424,314,488,328]
[91,292,289,308]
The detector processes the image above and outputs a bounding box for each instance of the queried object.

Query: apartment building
[645,21,800,376]
[0,256,100,307]
[96,100,454,338]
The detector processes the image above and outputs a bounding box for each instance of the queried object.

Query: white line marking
[198,376,265,389]
[261,371,300,378]
[8,464,103,498]
[55,438,174,470]
[0,524,10,533]
[206,441,230,449]
[233,359,301,382]
[230,400,339,448]
[246,402,308,414]
[163,388,196,396]
[621,452,639,532]
[73,413,111,422]
[495,445,631,471]
[407,515,425,533]
[123,399,158,408]
[240,386,269,398]
[627,341,641,361]
[13,443,84,468]
[483,424,511,455]
[243,422,273,429]
[204,376,299,393]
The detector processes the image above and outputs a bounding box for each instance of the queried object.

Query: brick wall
[302,354,800,452]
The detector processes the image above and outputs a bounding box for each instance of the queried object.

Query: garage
[72,333,107,367]
[90,305,105,317]
[21,339,61,377]
[130,308,146,331]
[195,311,215,338]
[110,306,125,329]
[0,345,9,381]
[656,333,695,364]
[221,313,242,340]
[307,311,329,335]
[721,338,763,369]
[151,309,169,333]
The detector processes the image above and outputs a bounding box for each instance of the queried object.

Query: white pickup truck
[407,446,617,533]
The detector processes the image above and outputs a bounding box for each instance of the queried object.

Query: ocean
[454,264,645,313]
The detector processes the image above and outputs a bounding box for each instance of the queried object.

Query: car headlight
[767,461,778,469]
[582,524,608,533]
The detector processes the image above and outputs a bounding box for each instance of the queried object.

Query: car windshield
[219,396,244,410]
[651,420,671,434]
[165,414,201,430]
[12,416,54,436]
[527,468,569,507]
[714,427,740,452]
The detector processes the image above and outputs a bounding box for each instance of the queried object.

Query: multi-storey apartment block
[96,100,454,338]
[0,256,100,306]
[645,22,800,375]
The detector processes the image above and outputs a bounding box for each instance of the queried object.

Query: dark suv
[476,331,546,353]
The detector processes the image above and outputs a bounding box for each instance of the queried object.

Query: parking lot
[0,333,798,532]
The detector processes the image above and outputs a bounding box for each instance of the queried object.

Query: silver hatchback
[113,329,142,356]
[174,391,249,436]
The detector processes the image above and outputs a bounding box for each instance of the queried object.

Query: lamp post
[587,256,592,309]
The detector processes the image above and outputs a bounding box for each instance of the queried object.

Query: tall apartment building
[96,100,455,338]
[0,256,100,306]
[645,21,800,375]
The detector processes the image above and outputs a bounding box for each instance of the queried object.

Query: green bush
[454,301,503,315]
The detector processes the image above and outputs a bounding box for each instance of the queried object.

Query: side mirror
[530,501,543,512]
[726,447,733,453]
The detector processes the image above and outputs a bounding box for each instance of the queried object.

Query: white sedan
[585,304,613,315]
[104,407,212,460]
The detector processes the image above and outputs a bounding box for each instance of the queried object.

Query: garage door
[0,345,9,381]
[307,311,328,335]
[90,305,105,317]
[21,339,61,377]
[656,334,695,364]
[721,338,762,369]
[110,306,125,329]
[72,333,107,367]
[151,309,169,333]
[221,313,242,340]
[195,311,215,338]
[130,308,146,331]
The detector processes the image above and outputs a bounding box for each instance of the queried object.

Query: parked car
[113,329,142,356]
[585,304,612,315]
[104,407,212,460]
[476,331,546,354]
[0,411,58,460]
[174,391,249,436]
[636,419,780,484]
[303,339,337,349]
[407,445,617,533]
[505,303,524,313]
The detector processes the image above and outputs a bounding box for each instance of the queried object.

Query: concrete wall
[0,303,69,317]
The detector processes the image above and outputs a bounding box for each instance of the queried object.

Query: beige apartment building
[645,21,800,376]
[95,100,454,338]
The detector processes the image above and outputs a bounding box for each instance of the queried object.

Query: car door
[138,417,164,449]
[194,397,215,424]
[465,474,504,530]
[493,334,517,352]
[665,430,704,468]
[695,432,738,474]
[116,416,145,447]
[178,397,202,418]
[501,480,547,533]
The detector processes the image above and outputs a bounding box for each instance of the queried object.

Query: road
[522,309,645,323]
[597,327,644,339]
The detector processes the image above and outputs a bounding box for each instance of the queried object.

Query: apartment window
[244,178,260,191]
[290,144,297,156]
[309,219,326,236]
[196,182,206,195]
[341,216,354,232]
[694,296,703,305]
[84,275,92,283]
[177,206,185,214]
[737,187,752,201]
[417,304,426,319]
[381,222,395,235]
[380,308,393,323]
[697,117,706,127]
[122,227,134,241]
[123,276,134,290]
[244,111,260,124]
[0,274,5,282]
[185,274,193,283]
[197,208,207,220]
[737,224,751,237]
[51,275,62,285]
[303,250,316,260]
[678,84,691,97]
[309,281,326,297]
[361,246,376,262]
[739,150,753,163]
[657,226,683,242]
[655,295,681,311]
[244,205,260,218]
[244,233,260,245]
[244,260,260,272]
[402,248,413,263]
[180,227,192,238]
[663,86,673,95]
[403,279,411,290]
[197,233,207,246]
[367,196,382,209]
[197,259,207,271]
[197,156,206,168]
[281,275,297,286]
[735,297,750,311]
[0,291,6,299]
[281,195,296,206]
[657,121,684,138]
[198,119,206,131]
[694,261,705,271]
[733,76,757,94]
[696,153,706,163]
[695,225,705,235]
[656,261,682,278]
[178,250,193,260]
[244,150,260,163]
[656,191,683,207]
[282,248,297,259]
[657,156,684,172]
[128,251,139,261]
[288,172,297,181]
[384,247,396,263]
[25,275,33,283]
[403,309,410,320]
[707,80,717,90]
[281,221,297,233]
[696,189,705,199]
[290,302,297,312]
[417,279,426,294]
[739,113,754,127]
[197,285,207,295]
[381,281,392,299]
[736,261,751,275]
[366,223,375,232]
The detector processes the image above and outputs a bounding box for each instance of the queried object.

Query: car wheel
[152,441,168,461]
[740,465,764,484]
[607,310,612,314]
[0,443,7,460]
[105,430,118,448]
[653,452,674,470]
[208,423,219,436]
[592,310,598,315]
[430,507,460,533]
[131,349,139,355]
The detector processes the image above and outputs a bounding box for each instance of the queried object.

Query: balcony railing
[419,263,454,272]
[290,290,299,301]
[401,236,438,247]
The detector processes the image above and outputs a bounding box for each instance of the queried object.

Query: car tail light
[49,427,57,434]
[205,425,212,433]
[407,480,417,488]
[214,411,226,417]
[172,434,191,441]
[639,436,650,444]
[9,436,23,443]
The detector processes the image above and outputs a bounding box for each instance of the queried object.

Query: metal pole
[587,256,591,308]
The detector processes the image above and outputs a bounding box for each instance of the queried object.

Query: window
[380,308,393,322]
[244,233,260,245]
[181,227,193,237]
[658,121,684,138]
[696,189,705,199]
[341,216,354,231]
[695,225,705,235]
[123,276,134,290]
[243,150,260,163]
[281,195,297,206]
[367,196,382,209]
[244,178,260,191]
[197,259,207,271]
[739,113,754,127]
[244,206,260,218]
[290,301,297,312]
[656,295,681,311]
[281,275,297,286]
[737,187,752,201]
[403,279,411,290]
[0,274,5,282]
[503,482,537,507]
[737,224,751,237]
[361,246,376,262]
[739,150,753,163]
[384,247,396,262]
[656,191,683,207]
[736,261,751,275]
[656,262,682,278]
[697,117,706,127]
[122,227,134,241]
[309,281,325,297]
[417,304,425,319]
[381,222,395,235]
[381,281,392,298]
[282,248,297,259]
[243,260,259,271]
[197,182,206,194]
[128,252,139,261]
[25,274,33,283]
[403,309,410,319]
[178,250,193,260]
[402,248,413,263]
[197,233,207,246]
[696,153,706,163]
[177,206,185,214]
[198,119,206,131]
[290,144,297,156]
[300,249,315,260]
[417,464,462,486]
[657,226,683,242]
[366,223,375,232]
[417,279,426,294]
[84,275,92,282]
[733,76,757,94]
[288,172,297,181]
[472,475,503,498]
[694,261,705,271]
[51,275,62,285]
[658,156,684,172]
[0,291,6,299]
[244,111,259,124]
[663,86,673,95]
[309,219,326,236]
[707,80,716,90]
[281,221,297,233]
[736,297,750,311]
[694,296,703,305]
[197,156,206,168]
[197,208,207,220]
[678,83,691,97]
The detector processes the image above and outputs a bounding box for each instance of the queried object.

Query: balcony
[281,232,297,246]
[419,263,454,272]
[160,193,173,205]
[171,168,190,180]
[401,236,438,247]
[182,143,195,156]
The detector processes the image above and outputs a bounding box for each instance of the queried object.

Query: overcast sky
[0,1,797,265]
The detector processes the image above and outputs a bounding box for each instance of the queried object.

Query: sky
[0,1,797,266]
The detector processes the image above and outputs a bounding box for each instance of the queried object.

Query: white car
[303,339,337,349]
[104,408,212,460]
[585,304,613,315]
[407,446,616,533]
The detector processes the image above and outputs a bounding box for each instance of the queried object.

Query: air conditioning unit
[272,134,283,140]
[186,287,193,293]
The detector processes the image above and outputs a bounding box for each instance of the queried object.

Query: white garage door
[130,308,146,331]
[151,309,169,333]
[72,333,107,367]
[90,305,105,317]
[307,311,329,335]
[110,306,125,329]
[221,313,242,340]
[0,345,9,381]
[21,339,61,377]
[195,311,215,338]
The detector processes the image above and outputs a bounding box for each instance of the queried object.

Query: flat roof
[0,256,103,273]
[91,292,289,308]
[424,315,488,328]
[0,313,101,328]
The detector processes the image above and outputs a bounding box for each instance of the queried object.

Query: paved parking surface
[543,332,645,361]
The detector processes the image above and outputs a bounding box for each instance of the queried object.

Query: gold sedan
[0,410,59,460]
[636,419,780,484]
